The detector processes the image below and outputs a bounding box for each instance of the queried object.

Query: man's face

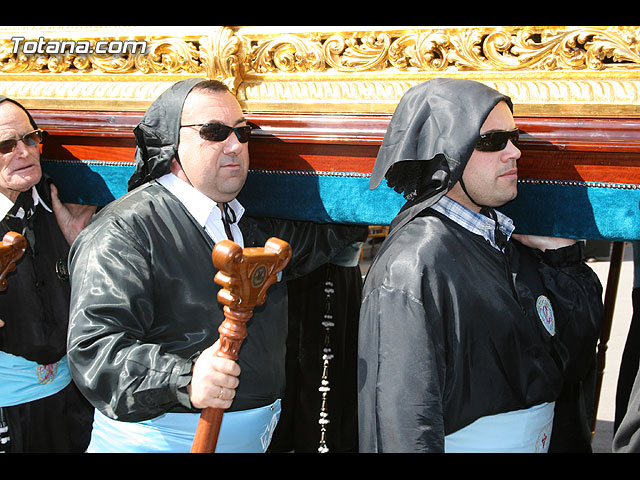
[0,102,42,202]
[447,101,521,211]
[176,90,250,203]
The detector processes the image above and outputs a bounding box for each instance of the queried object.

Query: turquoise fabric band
[502,180,640,241]
[0,351,72,407]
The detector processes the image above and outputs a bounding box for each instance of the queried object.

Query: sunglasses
[475,128,519,152]
[181,122,252,143]
[0,129,44,155]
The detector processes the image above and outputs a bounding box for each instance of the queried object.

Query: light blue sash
[0,351,72,407]
[444,402,555,453]
[87,399,281,453]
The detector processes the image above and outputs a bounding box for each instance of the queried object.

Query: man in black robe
[0,96,95,452]
[358,78,603,453]
[66,79,366,452]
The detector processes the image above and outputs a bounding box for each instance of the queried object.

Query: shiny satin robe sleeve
[358,280,446,453]
[358,218,451,453]
[244,216,368,281]
[67,208,196,421]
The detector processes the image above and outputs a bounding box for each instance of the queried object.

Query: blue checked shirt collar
[430,195,515,251]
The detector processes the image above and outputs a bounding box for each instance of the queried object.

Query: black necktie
[6,191,35,246]
[218,202,236,242]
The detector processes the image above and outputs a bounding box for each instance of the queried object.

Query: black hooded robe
[0,178,94,452]
[0,94,93,453]
[357,79,603,453]
[66,80,366,446]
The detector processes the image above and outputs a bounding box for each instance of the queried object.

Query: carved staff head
[0,231,27,291]
[212,237,292,312]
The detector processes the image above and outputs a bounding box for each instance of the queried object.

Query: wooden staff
[0,231,27,291]
[191,237,292,453]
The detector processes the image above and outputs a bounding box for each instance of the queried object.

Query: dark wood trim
[32,110,141,137]
[31,109,640,185]
[30,109,640,147]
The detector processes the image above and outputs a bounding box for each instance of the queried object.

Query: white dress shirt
[156,172,245,247]
[0,191,13,218]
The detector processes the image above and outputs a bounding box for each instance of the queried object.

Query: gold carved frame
[1,25,639,117]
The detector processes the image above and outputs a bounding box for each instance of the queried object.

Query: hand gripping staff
[0,232,27,291]
[191,237,292,453]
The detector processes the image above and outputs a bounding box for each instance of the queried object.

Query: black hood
[0,96,39,130]
[370,78,512,232]
[128,78,206,191]
[370,78,512,191]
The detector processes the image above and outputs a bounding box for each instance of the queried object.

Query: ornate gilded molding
[0,26,639,116]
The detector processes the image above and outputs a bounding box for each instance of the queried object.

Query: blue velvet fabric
[502,180,640,242]
[238,170,405,226]
[41,159,640,241]
[42,159,132,206]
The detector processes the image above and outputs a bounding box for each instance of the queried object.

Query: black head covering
[0,96,39,130]
[128,77,207,191]
[370,78,512,232]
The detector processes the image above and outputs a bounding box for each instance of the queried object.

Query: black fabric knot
[481,206,508,251]
[8,190,34,219]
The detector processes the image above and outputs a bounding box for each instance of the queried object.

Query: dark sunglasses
[0,129,44,155]
[475,128,519,152]
[181,122,252,143]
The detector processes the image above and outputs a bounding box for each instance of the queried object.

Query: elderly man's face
[176,90,250,203]
[447,101,521,211]
[0,102,42,202]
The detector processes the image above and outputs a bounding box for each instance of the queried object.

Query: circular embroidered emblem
[536,295,555,336]
[251,265,267,288]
